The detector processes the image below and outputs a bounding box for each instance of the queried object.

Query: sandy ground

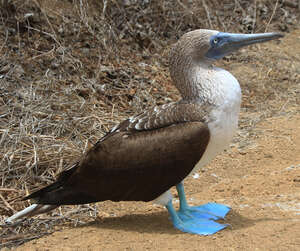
[10,31,300,251]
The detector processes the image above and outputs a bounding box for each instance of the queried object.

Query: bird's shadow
[80,209,286,235]
[85,210,177,235]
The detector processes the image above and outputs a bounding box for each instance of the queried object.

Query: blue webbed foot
[173,218,228,235]
[177,202,231,221]
[169,182,231,235]
[166,200,228,235]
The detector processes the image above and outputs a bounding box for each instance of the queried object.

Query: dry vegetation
[0,0,299,248]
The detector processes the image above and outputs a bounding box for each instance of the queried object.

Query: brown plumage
[26,118,209,205]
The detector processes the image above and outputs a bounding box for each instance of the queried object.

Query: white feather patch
[110,124,119,132]
[153,190,173,206]
[135,123,143,130]
[5,204,38,223]
[129,116,135,122]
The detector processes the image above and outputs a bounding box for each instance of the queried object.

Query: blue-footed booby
[5,30,283,235]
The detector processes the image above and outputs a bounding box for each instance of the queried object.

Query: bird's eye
[213,38,219,44]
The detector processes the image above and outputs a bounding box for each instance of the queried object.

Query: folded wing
[26,103,210,205]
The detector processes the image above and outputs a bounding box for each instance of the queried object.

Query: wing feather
[110,101,211,133]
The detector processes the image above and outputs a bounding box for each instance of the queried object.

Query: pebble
[286,164,300,171]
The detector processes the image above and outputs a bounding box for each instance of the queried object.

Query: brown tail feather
[24,163,79,202]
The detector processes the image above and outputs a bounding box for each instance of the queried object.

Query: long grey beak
[206,32,284,59]
[226,32,284,47]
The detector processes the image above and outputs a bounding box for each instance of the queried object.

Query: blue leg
[175,182,230,234]
[166,200,227,235]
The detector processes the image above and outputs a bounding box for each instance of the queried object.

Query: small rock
[286,164,300,171]
[264,154,273,158]
[293,176,300,182]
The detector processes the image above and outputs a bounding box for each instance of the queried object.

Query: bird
[5,29,283,235]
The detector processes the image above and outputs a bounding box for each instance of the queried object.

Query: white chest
[194,68,242,170]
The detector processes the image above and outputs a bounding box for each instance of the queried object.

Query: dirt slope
[12,31,300,251]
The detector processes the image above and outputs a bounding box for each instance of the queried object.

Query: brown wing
[27,103,210,205]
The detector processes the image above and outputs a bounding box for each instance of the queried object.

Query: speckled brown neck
[169,30,218,102]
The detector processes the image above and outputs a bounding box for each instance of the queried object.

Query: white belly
[194,68,242,170]
[194,106,240,170]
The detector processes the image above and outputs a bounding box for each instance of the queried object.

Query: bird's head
[170,29,283,63]
[169,29,283,99]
